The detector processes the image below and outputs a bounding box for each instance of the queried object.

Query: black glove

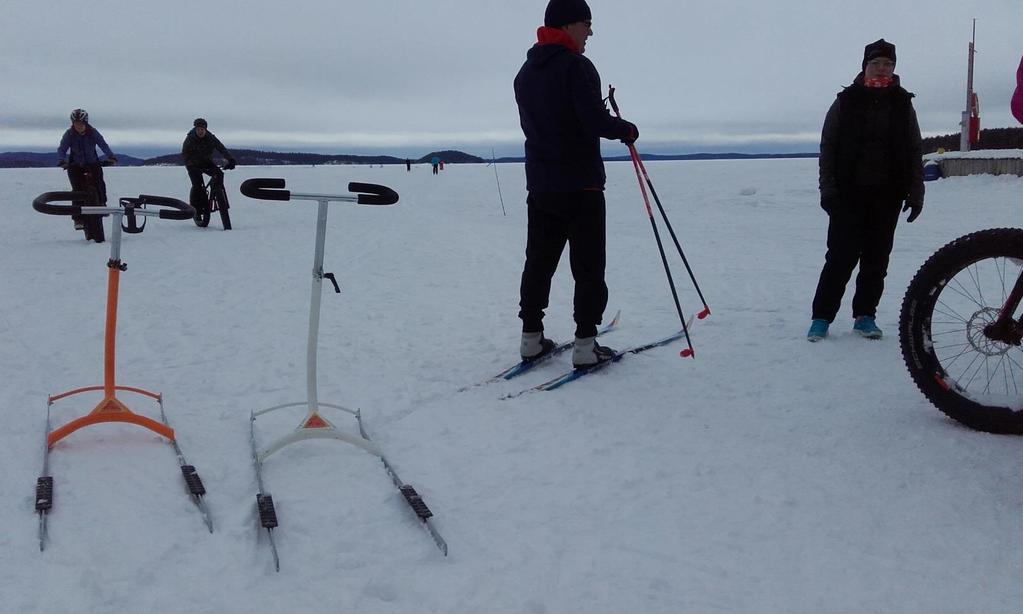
[820,189,840,214]
[621,121,639,145]
[58,159,67,169]
[903,201,922,223]
[106,155,117,165]
[223,159,236,170]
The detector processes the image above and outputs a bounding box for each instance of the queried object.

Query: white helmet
[70,108,89,124]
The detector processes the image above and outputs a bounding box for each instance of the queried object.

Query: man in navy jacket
[513,0,637,369]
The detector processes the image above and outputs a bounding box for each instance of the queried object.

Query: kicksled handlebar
[33,191,195,220]
[240,178,399,205]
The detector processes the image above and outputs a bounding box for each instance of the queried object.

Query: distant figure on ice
[1013,54,1023,124]
[58,108,117,231]
[430,155,440,175]
[406,158,412,172]
[439,160,445,171]
[182,118,236,219]
[513,0,638,369]
[807,39,924,342]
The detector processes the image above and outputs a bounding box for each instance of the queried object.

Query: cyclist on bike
[58,109,117,230]
[182,118,236,217]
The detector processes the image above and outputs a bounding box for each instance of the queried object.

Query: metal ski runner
[501,323,692,400]
[242,178,447,572]
[458,310,621,392]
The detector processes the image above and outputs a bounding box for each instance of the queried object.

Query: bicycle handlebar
[348,182,399,205]
[32,191,193,220]
[240,178,399,205]
[240,178,289,201]
[136,194,195,220]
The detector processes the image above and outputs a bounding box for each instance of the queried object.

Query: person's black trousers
[811,192,902,322]
[186,164,223,212]
[519,190,607,339]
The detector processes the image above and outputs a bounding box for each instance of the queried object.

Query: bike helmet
[70,108,89,124]
[193,118,208,128]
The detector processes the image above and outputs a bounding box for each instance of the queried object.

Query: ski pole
[606,86,695,358]
[491,148,507,216]
[608,86,712,323]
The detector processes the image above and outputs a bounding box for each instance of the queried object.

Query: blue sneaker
[853,316,883,339]
[807,319,829,342]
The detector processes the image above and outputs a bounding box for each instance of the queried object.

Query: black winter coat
[819,74,924,209]
[182,129,234,167]
[514,44,634,193]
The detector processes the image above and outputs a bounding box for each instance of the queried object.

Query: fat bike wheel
[81,187,105,243]
[899,228,1023,433]
[194,206,211,228]
[217,187,232,230]
[84,214,105,243]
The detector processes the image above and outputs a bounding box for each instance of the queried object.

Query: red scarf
[535,26,579,53]
[864,76,893,89]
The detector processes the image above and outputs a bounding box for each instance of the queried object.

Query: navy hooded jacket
[514,41,633,193]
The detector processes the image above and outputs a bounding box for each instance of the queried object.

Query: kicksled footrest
[400,485,433,519]
[257,494,278,528]
[36,477,54,512]
[180,465,206,496]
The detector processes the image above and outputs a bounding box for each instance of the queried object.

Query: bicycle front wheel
[217,186,231,230]
[899,228,1023,433]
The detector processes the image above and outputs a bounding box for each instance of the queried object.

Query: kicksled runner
[240,178,447,571]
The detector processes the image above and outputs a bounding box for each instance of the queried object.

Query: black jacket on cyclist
[182,129,235,168]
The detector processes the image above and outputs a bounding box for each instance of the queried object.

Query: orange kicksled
[31,191,212,551]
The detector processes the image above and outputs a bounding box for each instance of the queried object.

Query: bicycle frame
[984,266,1023,345]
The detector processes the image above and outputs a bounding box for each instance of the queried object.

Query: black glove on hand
[903,201,922,223]
[621,121,638,145]
[106,156,117,165]
[58,159,67,169]
[820,190,839,214]
[223,159,236,170]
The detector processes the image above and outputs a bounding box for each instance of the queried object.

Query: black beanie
[544,0,591,28]
[862,39,896,69]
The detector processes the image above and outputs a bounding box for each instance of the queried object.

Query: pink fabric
[1012,54,1023,124]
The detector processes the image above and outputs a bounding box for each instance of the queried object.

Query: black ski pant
[811,191,902,322]
[519,190,608,339]
[186,163,223,213]
[66,163,108,224]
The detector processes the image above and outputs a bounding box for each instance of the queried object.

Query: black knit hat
[862,39,896,69]
[544,0,591,28]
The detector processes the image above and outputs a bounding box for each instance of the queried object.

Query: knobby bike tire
[194,194,212,228]
[899,228,1023,433]
[82,186,105,243]
[217,186,232,230]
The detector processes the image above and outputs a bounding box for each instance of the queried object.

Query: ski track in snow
[3,161,1023,613]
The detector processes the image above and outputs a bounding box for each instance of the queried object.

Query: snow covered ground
[2,160,1023,613]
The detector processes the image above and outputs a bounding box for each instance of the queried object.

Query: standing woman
[807,39,924,342]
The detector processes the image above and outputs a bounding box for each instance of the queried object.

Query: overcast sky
[2,0,1021,158]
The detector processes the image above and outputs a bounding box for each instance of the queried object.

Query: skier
[57,109,117,231]
[807,39,924,342]
[182,118,236,218]
[406,158,412,172]
[513,0,638,368]
[430,155,440,175]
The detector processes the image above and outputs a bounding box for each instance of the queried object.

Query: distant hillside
[0,151,146,168]
[922,127,1023,154]
[416,150,483,164]
[0,148,486,168]
[145,149,416,166]
[495,152,819,163]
